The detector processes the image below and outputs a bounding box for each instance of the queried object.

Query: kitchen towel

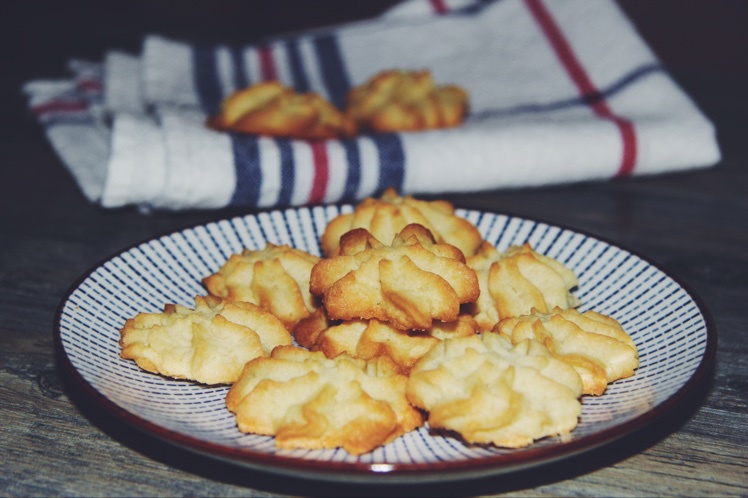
[24,0,721,211]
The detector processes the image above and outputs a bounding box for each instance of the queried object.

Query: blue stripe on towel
[277,138,295,206]
[470,63,663,122]
[230,46,250,90]
[230,135,262,207]
[341,139,362,202]
[312,34,351,110]
[372,133,405,195]
[192,45,223,115]
[285,40,310,92]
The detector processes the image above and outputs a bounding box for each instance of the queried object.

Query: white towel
[24,0,720,211]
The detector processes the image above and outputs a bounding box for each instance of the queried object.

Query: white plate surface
[55,205,715,483]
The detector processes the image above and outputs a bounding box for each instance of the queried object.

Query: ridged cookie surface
[321,187,482,258]
[311,314,478,374]
[119,296,291,385]
[226,345,424,455]
[310,224,480,330]
[203,243,320,330]
[407,333,582,448]
[495,308,639,395]
[467,242,580,330]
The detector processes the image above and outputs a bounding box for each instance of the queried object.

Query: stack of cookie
[119,188,639,455]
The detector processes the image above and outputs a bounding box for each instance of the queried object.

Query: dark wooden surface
[1,1,746,496]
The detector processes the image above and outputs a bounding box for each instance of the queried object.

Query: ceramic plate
[55,205,715,483]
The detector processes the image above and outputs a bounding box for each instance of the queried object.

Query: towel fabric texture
[24,0,721,211]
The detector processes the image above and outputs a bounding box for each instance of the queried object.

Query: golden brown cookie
[207,81,356,140]
[321,187,483,258]
[346,70,469,133]
[292,307,335,349]
[495,308,639,395]
[407,333,582,448]
[226,345,424,455]
[119,295,292,385]
[310,224,480,330]
[311,314,478,374]
[203,243,320,331]
[466,242,580,330]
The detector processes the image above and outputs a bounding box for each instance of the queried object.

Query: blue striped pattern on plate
[56,206,713,479]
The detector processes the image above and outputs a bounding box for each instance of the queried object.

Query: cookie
[346,70,469,132]
[203,243,320,330]
[207,81,356,140]
[495,307,639,395]
[226,345,424,455]
[321,187,482,258]
[467,242,580,330]
[310,224,480,330]
[311,313,478,374]
[407,333,582,448]
[119,295,291,385]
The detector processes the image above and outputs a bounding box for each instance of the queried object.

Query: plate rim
[53,205,718,483]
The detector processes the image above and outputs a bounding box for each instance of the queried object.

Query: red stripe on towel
[525,0,637,177]
[31,100,87,115]
[77,78,103,93]
[430,0,448,15]
[309,141,329,204]
[259,45,278,81]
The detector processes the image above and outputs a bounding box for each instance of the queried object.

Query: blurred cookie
[467,242,580,330]
[407,333,582,448]
[119,295,291,385]
[226,345,424,455]
[495,308,639,395]
[207,81,356,140]
[346,70,469,132]
[203,243,320,330]
[321,187,482,258]
[310,224,480,330]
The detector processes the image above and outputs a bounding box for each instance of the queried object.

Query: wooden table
[2,1,746,496]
